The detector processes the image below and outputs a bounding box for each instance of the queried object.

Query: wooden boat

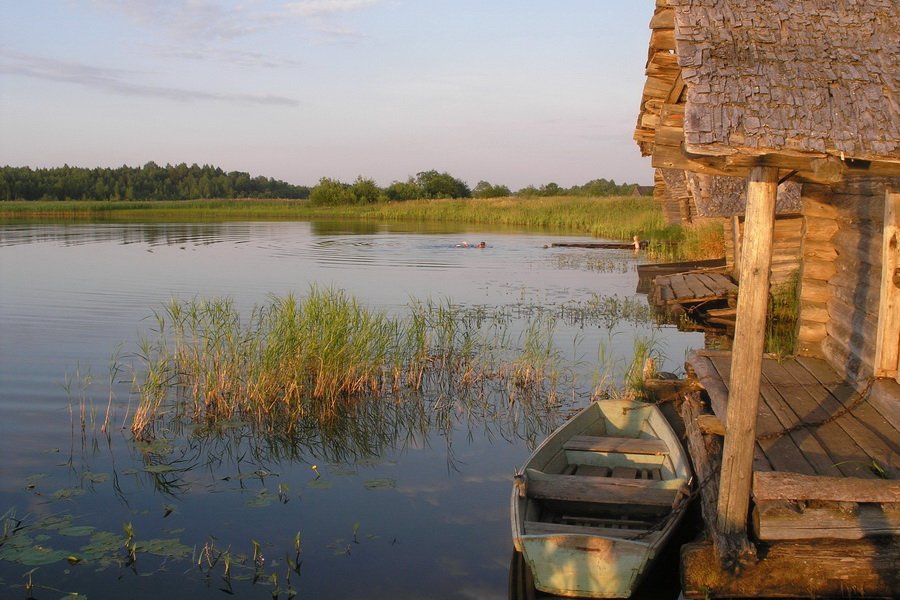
[510,398,692,598]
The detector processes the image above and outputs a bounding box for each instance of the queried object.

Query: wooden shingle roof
[672,0,898,163]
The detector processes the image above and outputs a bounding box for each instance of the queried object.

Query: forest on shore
[0,163,645,203]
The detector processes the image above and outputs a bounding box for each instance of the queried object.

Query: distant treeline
[0,163,644,203]
[0,163,310,201]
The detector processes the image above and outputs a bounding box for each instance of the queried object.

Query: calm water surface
[0,221,702,598]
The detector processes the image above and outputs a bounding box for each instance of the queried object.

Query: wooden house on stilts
[635,1,900,597]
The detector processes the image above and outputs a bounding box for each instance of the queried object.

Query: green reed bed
[4,196,727,259]
[645,220,726,262]
[3,196,671,242]
[127,288,664,441]
[130,289,571,440]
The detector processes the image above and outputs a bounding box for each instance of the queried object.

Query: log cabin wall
[725,214,802,287]
[797,178,898,383]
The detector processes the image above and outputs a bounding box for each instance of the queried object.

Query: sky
[0,1,656,190]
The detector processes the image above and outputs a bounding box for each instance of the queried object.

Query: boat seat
[524,469,682,507]
[563,435,669,456]
[523,520,657,541]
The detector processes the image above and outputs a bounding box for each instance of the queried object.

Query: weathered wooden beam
[875,187,900,381]
[697,414,726,436]
[753,500,900,541]
[753,471,900,504]
[679,392,755,572]
[681,539,900,598]
[716,165,778,564]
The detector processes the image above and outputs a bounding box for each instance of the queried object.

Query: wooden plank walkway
[686,349,899,480]
[680,350,900,596]
[650,271,738,308]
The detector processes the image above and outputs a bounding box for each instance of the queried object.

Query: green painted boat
[511,399,692,598]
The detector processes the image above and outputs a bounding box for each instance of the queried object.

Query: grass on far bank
[0,196,724,261]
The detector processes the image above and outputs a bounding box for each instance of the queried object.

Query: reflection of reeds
[129,288,575,440]
[766,274,800,357]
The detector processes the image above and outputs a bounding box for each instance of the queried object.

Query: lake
[0,220,703,598]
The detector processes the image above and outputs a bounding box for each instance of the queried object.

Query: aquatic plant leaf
[81,471,110,483]
[7,544,70,565]
[79,531,123,563]
[327,465,357,477]
[25,473,48,483]
[137,537,191,558]
[59,526,96,537]
[306,479,333,490]
[363,478,396,490]
[135,438,174,454]
[245,490,275,508]
[143,464,177,474]
[36,514,74,530]
[52,487,87,500]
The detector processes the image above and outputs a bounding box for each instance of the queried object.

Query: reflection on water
[0,220,700,598]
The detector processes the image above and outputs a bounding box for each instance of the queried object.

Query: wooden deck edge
[753,471,900,503]
[681,539,900,598]
[753,500,900,541]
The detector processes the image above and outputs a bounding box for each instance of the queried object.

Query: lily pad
[52,487,87,500]
[59,526,96,537]
[363,478,396,491]
[307,479,333,490]
[81,471,110,484]
[245,489,275,508]
[79,531,123,563]
[6,544,70,566]
[137,537,191,558]
[135,438,174,454]
[37,514,74,530]
[143,464,177,474]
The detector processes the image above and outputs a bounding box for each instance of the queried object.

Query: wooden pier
[649,270,737,310]
[678,350,900,597]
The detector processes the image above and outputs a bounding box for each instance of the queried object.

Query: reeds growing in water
[130,288,623,440]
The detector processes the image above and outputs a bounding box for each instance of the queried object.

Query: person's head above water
[478,241,486,248]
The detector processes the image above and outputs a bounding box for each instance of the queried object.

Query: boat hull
[521,534,650,598]
[510,399,691,598]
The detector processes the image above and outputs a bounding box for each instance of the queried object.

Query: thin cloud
[0,50,300,107]
[91,0,382,40]
[284,0,381,18]
[146,44,305,69]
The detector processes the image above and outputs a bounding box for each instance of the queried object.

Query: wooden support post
[875,187,900,382]
[716,166,778,566]
[731,214,742,281]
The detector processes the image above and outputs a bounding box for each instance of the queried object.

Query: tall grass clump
[129,289,571,440]
[131,289,430,439]
[645,220,725,261]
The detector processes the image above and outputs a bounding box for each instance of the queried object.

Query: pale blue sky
[0,1,655,189]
